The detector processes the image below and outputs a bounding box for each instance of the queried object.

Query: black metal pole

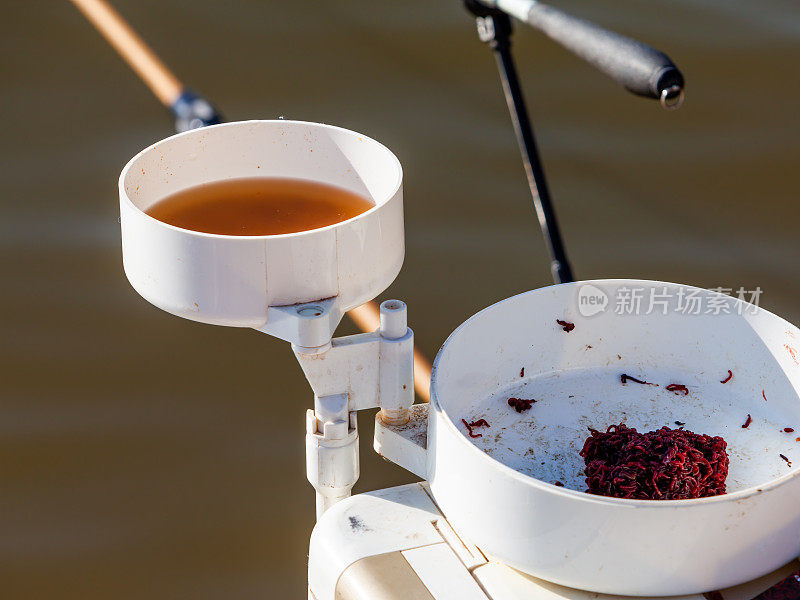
[465,1,573,284]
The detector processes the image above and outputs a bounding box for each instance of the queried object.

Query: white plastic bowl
[119,120,404,330]
[426,280,800,596]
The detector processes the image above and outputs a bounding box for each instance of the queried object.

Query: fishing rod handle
[489,0,685,108]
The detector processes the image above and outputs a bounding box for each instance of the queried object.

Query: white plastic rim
[427,280,800,596]
[119,120,404,329]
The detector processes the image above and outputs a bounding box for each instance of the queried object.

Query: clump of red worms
[742,414,752,428]
[580,423,729,500]
[753,570,800,600]
[461,418,490,438]
[507,397,536,413]
[665,384,689,395]
[720,369,733,384]
[556,319,575,332]
[620,374,656,386]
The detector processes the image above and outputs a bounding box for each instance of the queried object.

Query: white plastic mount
[266,298,415,519]
[258,297,344,349]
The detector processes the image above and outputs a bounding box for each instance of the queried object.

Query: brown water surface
[146,178,374,236]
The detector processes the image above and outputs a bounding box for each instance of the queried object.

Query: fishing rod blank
[67,0,432,400]
[69,0,222,131]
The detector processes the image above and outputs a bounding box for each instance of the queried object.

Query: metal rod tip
[660,85,684,110]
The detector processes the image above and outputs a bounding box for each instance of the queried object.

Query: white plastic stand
[285,299,414,518]
[309,483,800,600]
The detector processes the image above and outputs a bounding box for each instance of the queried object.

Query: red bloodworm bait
[720,370,733,384]
[553,481,565,487]
[763,390,768,401]
[470,419,490,428]
[784,427,795,433]
[779,454,792,466]
[507,398,535,413]
[756,572,800,599]
[666,384,689,395]
[556,319,575,332]
[675,421,686,426]
[580,423,729,500]
[461,418,481,438]
[620,374,655,386]
[520,367,525,377]
[742,414,752,429]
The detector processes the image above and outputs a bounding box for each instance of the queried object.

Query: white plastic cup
[119,120,404,329]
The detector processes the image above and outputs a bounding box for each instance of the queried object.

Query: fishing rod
[70,0,682,396]
[464,0,685,285]
[69,0,222,131]
[67,0,433,400]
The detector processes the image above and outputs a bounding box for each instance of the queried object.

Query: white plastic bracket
[374,403,429,479]
[257,297,343,348]
[279,299,414,518]
[306,394,359,519]
[293,300,414,422]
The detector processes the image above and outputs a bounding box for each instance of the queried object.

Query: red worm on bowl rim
[620,374,656,386]
[461,418,490,438]
[720,370,733,384]
[508,397,536,413]
[556,319,575,332]
[666,384,689,395]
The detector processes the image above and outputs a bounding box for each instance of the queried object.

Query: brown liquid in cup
[145,177,375,236]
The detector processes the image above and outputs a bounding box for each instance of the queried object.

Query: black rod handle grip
[492,0,684,106]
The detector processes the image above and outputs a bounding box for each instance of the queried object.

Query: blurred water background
[1,1,799,598]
